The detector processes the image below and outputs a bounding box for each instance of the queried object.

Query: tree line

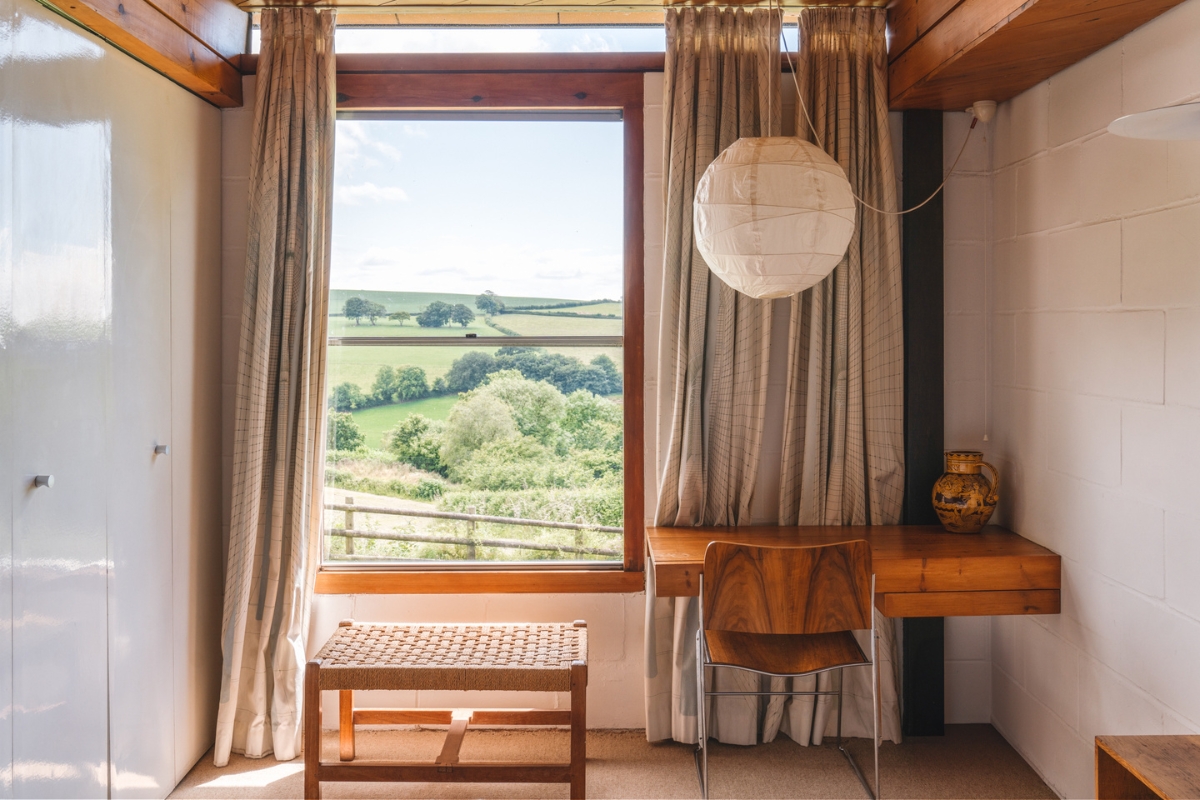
[340,291,617,328]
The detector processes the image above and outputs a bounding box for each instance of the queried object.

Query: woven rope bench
[304,619,588,799]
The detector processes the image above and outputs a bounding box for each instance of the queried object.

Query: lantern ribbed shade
[694,137,856,299]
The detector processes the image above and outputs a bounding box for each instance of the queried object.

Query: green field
[512,302,623,317]
[329,315,497,338]
[330,290,582,316]
[352,395,460,448]
[500,314,623,337]
[328,343,624,392]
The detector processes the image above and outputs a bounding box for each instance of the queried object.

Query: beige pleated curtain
[646,6,904,747]
[214,7,336,767]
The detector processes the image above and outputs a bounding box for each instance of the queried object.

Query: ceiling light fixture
[1109,102,1200,140]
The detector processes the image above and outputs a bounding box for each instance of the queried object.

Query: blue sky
[332,118,625,301]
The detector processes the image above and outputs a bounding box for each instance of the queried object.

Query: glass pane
[324,343,624,564]
[332,119,623,316]
[251,25,802,55]
[252,26,668,55]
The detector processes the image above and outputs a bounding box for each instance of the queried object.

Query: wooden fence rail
[323,502,622,560]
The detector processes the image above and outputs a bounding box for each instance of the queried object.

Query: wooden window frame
[315,55,646,595]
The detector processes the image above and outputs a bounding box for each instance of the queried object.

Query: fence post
[466,505,477,560]
[575,516,585,550]
[345,497,355,556]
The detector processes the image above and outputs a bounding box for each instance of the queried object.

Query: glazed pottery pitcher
[932,451,1000,533]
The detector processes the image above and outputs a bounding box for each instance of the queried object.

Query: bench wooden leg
[570,661,587,800]
[339,691,355,761]
[305,660,322,800]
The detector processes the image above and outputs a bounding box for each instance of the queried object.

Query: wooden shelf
[1097,736,1200,799]
[646,524,1061,618]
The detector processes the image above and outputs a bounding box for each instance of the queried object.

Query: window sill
[313,568,645,595]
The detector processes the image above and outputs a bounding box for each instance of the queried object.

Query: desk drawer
[875,589,1061,618]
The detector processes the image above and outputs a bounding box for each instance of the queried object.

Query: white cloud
[334,182,409,206]
[331,240,621,301]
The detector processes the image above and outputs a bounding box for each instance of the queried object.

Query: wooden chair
[696,540,880,799]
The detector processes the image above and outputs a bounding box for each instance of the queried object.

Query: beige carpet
[170,725,1056,800]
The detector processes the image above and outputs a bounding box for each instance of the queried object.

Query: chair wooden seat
[704,629,867,676]
[304,619,588,800]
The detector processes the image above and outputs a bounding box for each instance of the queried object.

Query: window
[317,58,645,593]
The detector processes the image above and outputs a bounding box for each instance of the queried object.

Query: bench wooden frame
[303,637,588,798]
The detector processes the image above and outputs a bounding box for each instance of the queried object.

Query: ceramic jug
[932,451,1000,533]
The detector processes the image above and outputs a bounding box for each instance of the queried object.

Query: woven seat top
[314,621,588,692]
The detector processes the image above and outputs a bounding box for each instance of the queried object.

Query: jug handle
[981,461,1001,506]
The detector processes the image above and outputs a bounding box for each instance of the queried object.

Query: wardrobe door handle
[154,445,170,455]
[34,475,54,488]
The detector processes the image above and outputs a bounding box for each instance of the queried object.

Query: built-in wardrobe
[0,0,226,795]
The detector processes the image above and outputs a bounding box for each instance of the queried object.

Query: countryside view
[324,288,624,564]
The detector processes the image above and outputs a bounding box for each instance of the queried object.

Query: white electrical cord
[780,13,977,217]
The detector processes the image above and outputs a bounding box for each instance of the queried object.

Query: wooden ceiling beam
[888,0,1189,110]
[43,0,247,107]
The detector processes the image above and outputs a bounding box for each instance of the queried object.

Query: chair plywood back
[702,540,872,635]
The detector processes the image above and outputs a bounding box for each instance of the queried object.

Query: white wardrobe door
[107,67,176,799]
[9,99,112,799]
[0,5,16,793]
[167,88,225,785]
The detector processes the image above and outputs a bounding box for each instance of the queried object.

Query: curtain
[770,8,904,746]
[646,5,904,748]
[214,7,336,767]
[646,5,781,745]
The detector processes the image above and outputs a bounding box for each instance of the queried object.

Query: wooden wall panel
[41,0,244,107]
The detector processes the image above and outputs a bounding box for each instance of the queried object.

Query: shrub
[395,365,430,400]
[386,414,446,475]
[450,437,591,490]
[474,370,565,446]
[440,393,517,467]
[416,300,452,327]
[414,477,445,500]
[326,411,365,452]
[444,351,499,393]
[371,366,399,404]
[329,381,366,412]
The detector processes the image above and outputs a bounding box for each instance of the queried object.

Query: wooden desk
[1096,736,1200,799]
[646,524,1061,618]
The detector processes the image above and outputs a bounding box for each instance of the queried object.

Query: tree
[475,291,504,315]
[474,370,565,446]
[450,303,476,328]
[326,411,365,451]
[389,310,411,326]
[445,351,498,393]
[440,393,517,467]
[329,381,366,411]
[395,366,430,400]
[365,301,387,325]
[416,301,452,328]
[343,297,369,325]
[371,366,400,405]
[386,414,446,474]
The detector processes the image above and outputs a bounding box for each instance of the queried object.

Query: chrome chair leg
[872,626,880,800]
[694,630,709,799]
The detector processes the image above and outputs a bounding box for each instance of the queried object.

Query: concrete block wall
[972,1,1200,795]
[942,111,997,725]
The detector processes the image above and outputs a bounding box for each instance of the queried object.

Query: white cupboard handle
[155,445,170,455]
[34,475,54,488]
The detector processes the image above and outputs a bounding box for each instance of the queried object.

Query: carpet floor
[170,724,1056,800]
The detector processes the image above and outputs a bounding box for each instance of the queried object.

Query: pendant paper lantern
[694,137,856,300]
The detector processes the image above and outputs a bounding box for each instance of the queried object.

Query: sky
[331,118,625,301]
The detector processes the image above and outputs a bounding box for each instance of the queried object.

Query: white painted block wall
[949,1,1200,795]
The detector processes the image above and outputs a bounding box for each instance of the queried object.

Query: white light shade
[694,137,856,299]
